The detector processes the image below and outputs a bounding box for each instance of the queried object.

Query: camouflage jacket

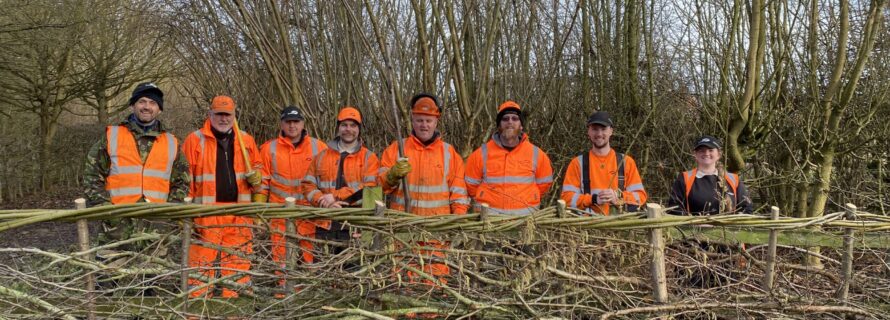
[83,115,191,207]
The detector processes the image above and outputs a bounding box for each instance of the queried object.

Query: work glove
[252,193,268,203]
[245,170,262,187]
[385,157,412,186]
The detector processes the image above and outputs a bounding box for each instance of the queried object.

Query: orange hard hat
[337,106,362,125]
[497,100,521,113]
[410,93,442,117]
[210,95,236,114]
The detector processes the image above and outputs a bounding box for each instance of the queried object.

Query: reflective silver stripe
[271,186,303,201]
[310,139,319,156]
[532,146,539,174]
[238,194,251,202]
[108,187,142,197]
[195,130,205,151]
[378,167,390,174]
[348,182,361,190]
[193,196,215,204]
[306,189,321,200]
[590,188,606,195]
[536,176,553,184]
[236,173,248,180]
[363,175,376,183]
[562,185,581,193]
[317,181,336,189]
[194,174,216,183]
[108,126,122,169]
[449,186,467,195]
[465,177,481,185]
[163,132,176,177]
[632,193,641,203]
[304,175,319,185]
[391,196,450,209]
[270,139,280,177]
[110,166,142,175]
[260,185,270,191]
[483,176,535,184]
[453,198,470,205]
[273,174,301,186]
[570,193,580,208]
[442,143,451,182]
[626,183,645,192]
[143,190,169,201]
[407,184,449,194]
[143,169,168,178]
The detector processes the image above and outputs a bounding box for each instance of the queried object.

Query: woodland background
[0,0,887,219]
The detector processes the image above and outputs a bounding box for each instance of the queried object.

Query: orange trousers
[399,240,450,286]
[187,215,253,298]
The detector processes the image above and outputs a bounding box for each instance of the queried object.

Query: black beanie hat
[129,82,164,110]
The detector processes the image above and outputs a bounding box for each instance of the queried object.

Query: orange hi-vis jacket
[560,149,647,215]
[259,133,326,204]
[301,139,379,228]
[182,119,262,204]
[260,133,327,271]
[465,133,553,214]
[379,135,470,216]
[105,125,179,204]
[181,119,261,298]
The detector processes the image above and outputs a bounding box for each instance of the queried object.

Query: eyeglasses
[501,115,521,122]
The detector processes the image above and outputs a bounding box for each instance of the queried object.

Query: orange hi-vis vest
[682,168,739,213]
[465,134,554,214]
[560,149,647,215]
[182,119,261,204]
[302,140,379,206]
[379,135,470,216]
[105,125,178,204]
[260,134,326,204]
[301,140,378,230]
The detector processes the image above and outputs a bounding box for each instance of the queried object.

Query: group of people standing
[83,83,753,298]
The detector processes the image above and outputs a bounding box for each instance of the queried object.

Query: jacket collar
[326,136,363,154]
[121,114,164,137]
[491,132,528,149]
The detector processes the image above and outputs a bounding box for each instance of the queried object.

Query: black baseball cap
[586,111,613,127]
[694,135,721,150]
[129,82,164,110]
[280,105,305,121]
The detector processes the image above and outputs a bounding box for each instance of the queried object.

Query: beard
[592,140,609,149]
[501,127,520,140]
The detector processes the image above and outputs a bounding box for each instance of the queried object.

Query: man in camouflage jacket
[82,83,190,247]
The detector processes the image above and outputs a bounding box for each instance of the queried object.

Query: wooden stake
[371,201,386,250]
[180,197,192,312]
[646,203,668,304]
[556,200,567,218]
[284,197,297,294]
[74,198,95,320]
[763,206,780,291]
[836,203,857,302]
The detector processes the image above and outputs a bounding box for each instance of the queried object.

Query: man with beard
[560,111,647,215]
[378,93,469,288]
[464,100,553,214]
[300,106,378,261]
[83,82,190,249]
[257,105,327,290]
[182,95,263,298]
